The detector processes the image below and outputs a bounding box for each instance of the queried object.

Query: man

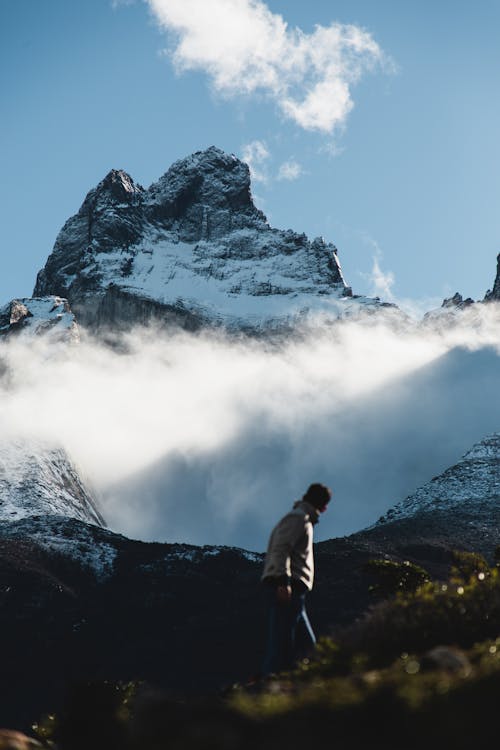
[261,483,332,675]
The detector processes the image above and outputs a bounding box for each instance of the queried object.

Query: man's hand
[276,584,292,604]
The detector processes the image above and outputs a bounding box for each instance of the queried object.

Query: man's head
[303,483,332,513]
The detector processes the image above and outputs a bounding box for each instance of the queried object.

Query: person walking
[261,483,332,675]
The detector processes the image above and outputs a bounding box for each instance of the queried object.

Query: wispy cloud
[369,253,395,300]
[359,235,396,301]
[241,140,270,183]
[277,159,303,181]
[240,144,304,185]
[357,234,444,317]
[321,140,346,158]
[146,0,388,134]
[112,0,136,8]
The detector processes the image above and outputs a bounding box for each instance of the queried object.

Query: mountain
[485,253,500,301]
[366,433,500,555]
[33,147,388,332]
[426,252,500,317]
[2,146,500,729]
[0,296,78,341]
[0,437,103,526]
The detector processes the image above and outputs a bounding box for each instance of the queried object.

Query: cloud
[357,235,445,317]
[358,236,395,301]
[1,306,500,551]
[321,140,346,158]
[112,0,136,8]
[241,145,303,184]
[146,0,387,133]
[369,253,396,300]
[277,159,303,182]
[241,140,270,183]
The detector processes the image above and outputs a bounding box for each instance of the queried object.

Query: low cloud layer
[147,0,387,133]
[1,305,500,551]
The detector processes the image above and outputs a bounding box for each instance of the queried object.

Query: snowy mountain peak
[150,146,253,207]
[82,169,144,212]
[33,147,388,331]
[485,253,500,301]
[145,146,267,241]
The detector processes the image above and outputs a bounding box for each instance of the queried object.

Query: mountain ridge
[33,146,395,332]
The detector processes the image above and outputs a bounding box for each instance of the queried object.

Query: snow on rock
[426,253,500,318]
[34,147,387,332]
[142,544,263,571]
[0,437,104,526]
[0,296,79,341]
[375,433,500,525]
[0,516,118,580]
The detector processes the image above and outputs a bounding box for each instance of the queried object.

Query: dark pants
[262,587,316,675]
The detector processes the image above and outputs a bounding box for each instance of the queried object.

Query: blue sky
[2,0,500,311]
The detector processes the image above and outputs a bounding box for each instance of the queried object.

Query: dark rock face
[441,292,474,309]
[33,170,146,326]
[145,147,263,235]
[485,253,500,301]
[33,147,351,331]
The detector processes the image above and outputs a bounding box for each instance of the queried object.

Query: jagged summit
[145,146,267,241]
[33,147,386,332]
[441,292,474,310]
[85,169,144,208]
[148,146,259,218]
[485,253,500,302]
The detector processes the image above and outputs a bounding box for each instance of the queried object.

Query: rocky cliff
[33,147,389,332]
[485,253,500,301]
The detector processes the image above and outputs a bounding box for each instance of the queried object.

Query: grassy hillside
[30,550,500,749]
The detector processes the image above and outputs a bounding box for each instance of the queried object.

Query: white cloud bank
[1,306,500,551]
[147,0,387,133]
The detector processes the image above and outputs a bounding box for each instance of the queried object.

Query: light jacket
[261,500,320,592]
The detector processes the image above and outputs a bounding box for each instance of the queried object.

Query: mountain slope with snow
[0,438,103,526]
[0,297,78,341]
[376,434,500,526]
[33,147,387,331]
[348,433,500,557]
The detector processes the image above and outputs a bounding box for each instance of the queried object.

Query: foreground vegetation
[29,551,500,749]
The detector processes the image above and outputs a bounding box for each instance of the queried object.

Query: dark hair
[303,483,332,509]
